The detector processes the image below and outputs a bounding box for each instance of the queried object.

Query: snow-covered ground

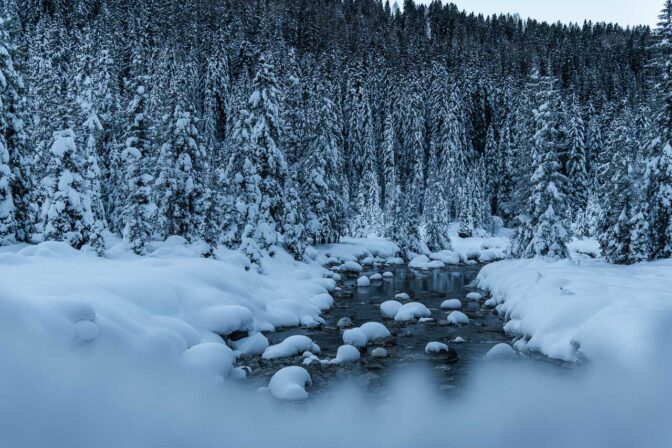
[477,256,672,368]
[3,234,672,447]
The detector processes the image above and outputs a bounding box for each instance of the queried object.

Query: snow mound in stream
[343,322,391,348]
[262,335,320,359]
[394,302,431,322]
[268,366,312,401]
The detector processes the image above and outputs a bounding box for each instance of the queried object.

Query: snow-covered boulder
[360,322,391,340]
[408,255,430,269]
[337,317,354,328]
[440,299,462,310]
[181,343,235,379]
[425,342,450,354]
[342,328,368,348]
[430,251,461,265]
[394,302,431,322]
[371,347,388,358]
[447,311,469,325]
[357,276,371,287]
[453,336,466,344]
[308,293,334,311]
[339,261,363,273]
[466,292,483,301]
[385,257,404,266]
[331,345,361,364]
[394,292,411,301]
[343,322,391,348]
[232,333,269,356]
[484,343,517,361]
[383,271,394,278]
[262,335,320,359]
[361,257,375,266]
[369,273,383,281]
[196,305,253,336]
[268,366,312,401]
[380,300,403,319]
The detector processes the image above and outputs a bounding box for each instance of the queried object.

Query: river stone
[370,347,388,358]
[337,316,354,328]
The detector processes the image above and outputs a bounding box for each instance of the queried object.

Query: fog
[1,320,669,448]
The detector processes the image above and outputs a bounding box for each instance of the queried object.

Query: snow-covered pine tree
[225,54,290,269]
[302,93,345,244]
[424,65,454,251]
[398,76,426,255]
[155,103,208,242]
[647,1,672,259]
[565,95,589,226]
[120,83,153,255]
[346,66,383,238]
[39,129,100,250]
[513,75,572,259]
[0,17,30,245]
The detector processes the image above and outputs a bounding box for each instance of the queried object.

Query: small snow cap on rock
[357,276,371,287]
[466,292,483,301]
[383,271,394,278]
[447,311,469,325]
[331,345,361,364]
[394,292,411,301]
[425,341,450,354]
[268,366,312,401]
[369,273,383,281]
[371,347,388,358]
[441,299,462,310]
[394,302,431,322]
[485,343,517,361]
[380,300,403,319]
[262,335,320,359]
[337,316,354,328]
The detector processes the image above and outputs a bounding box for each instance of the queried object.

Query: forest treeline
[0,0,670,270]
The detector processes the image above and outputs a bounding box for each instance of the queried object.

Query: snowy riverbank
[477,256,672,368]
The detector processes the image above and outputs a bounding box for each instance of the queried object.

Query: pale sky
[413,0,662,28]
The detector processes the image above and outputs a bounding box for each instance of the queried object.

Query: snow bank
[311,238,399,266]
[0,239,332,372]
[477,257,672,366]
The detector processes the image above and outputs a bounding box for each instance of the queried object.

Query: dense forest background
[0,0,671,270]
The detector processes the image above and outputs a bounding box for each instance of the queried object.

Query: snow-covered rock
[394,292,411,301]
[425,342,450,354]
[357,276,371,287]
[484,343,517,361]
[370,347,388,358]
[232,333,269,356]
[337,317,353,328]
[408,255,444,269]
[429,251,461,265]
[453,336,466,344]
[339,261,363,273]
[369,273,383,281]
[383,271,394,278]
[380,300,403,319]
[361,257,375,266]
[268,366,312,401]
[440,299,462,310]
[385,257,404,266]
[447,311,469,325]
[342,328,368,348]
[331,345,361,364]
[343,322,391,348]
[394,302,431,322]
[308,293,334,311]
[262,335,320,360]
[181,343,235,379]
[466,292,483,301]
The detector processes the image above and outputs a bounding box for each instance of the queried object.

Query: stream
[244,263,560,398]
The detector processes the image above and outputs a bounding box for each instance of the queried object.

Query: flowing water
[244,264,550,397]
